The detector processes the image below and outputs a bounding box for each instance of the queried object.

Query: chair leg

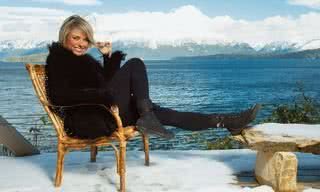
[55,144,66,187]
[109,144,120,175]
[142,134,150,166]
[119,140,127,192]
[90,146,98,162]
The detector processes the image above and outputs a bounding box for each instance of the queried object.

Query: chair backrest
[25,64,66,139]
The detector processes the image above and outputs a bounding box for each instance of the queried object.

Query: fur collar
[48,42,90,59]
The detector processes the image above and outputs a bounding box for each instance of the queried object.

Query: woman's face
[64,28,89,56]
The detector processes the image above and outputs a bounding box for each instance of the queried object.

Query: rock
[232,124,320,192]
[0,115,40,156]
[255,151,298,192]
[234,128,320,154]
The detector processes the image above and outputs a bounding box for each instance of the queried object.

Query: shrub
[263,82,320,124]
[29,115,49,147]
[205,136,243,150]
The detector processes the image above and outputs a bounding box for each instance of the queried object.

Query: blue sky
[1,0,320,47]
[0,0,317,20]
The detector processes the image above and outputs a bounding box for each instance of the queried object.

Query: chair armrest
[42,99,105,109]
[40,98,114,115]
[61,104,120,118]
[58,103,107,109]
[41,99,123,131]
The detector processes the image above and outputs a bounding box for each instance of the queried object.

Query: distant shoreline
[2,47,320,63]
[174,48,320,60]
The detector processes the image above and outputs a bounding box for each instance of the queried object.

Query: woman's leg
[106,58,174,138]
[153,104,261,135]
[106,58,139,126]
[153,106,218,130]
[107,58,260,136]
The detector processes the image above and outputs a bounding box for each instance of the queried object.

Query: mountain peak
[0,39,50,50]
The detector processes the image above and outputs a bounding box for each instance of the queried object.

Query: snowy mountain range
[1,39,320,62]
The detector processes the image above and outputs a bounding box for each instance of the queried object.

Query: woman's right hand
[96,41,112,58]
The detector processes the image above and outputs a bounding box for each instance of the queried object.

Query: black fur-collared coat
[46,42,125,138]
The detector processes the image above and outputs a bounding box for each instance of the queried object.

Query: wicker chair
[25,63,150,192]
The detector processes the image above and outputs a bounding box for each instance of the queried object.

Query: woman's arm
[96,41,126,81]
[103,51,126,82]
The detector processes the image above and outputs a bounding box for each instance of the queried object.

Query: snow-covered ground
[0,123,320,192]
[0,149,319,192]
[253,123,320,139]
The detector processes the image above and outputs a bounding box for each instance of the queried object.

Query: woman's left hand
[96,41,112,57]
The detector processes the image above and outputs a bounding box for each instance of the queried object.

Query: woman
[46,15,260,140]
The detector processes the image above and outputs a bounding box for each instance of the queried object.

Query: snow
[0,40,49,50]
[299,39,320,50]
[0,149,319,192]
[252,123,320,139]
[1,123,320,191]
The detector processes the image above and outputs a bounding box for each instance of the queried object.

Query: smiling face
[64,28,89,56]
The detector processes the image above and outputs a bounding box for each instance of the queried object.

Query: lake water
[1,58,320,151]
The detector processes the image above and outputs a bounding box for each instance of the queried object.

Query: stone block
[255,151,298,192]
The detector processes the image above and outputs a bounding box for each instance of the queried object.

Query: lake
[1,58,320,151]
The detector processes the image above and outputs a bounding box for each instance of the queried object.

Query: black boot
[136,99,175,139]
[217,104,261,135]
[152,103,261,134]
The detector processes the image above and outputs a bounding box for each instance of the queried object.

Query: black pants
[106,58,221,131]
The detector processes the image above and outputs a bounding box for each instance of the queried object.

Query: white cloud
[91,5,320,47]
[31,0,102,6]
[1,5,320,48]
[0,6,71,41]
[288,0,320,9]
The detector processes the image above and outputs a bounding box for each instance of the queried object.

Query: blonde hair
[58,15,95,47]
